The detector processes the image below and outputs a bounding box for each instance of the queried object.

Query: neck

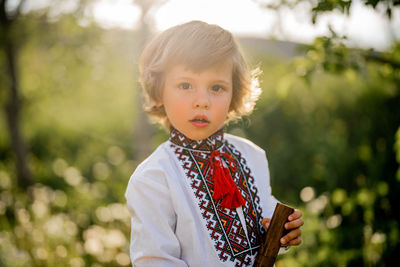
[169,126,225,151]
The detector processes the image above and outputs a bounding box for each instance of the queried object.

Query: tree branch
[364,51,400,69]
[1,0,34,189]
[15,0,27,17]
[0,0,9,25]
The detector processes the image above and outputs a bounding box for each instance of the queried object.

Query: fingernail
[289,216,293,220]
[281,238,285,244]
[265,222,270,228]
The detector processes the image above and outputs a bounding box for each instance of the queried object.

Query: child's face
[160,60,233,140]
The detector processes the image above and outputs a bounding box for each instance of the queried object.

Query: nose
[193,89,210,110]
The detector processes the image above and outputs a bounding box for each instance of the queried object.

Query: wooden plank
[254,203,294,267]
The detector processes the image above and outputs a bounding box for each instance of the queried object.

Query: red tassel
[209,151,246,209]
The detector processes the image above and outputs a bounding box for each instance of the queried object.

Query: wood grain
[254,203,294,267]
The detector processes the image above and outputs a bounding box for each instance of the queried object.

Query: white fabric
[125,134,279,267]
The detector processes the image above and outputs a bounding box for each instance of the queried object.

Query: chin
[177,124,217,141]
[185,132,210,141]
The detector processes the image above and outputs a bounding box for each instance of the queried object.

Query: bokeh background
[1,0,399,266]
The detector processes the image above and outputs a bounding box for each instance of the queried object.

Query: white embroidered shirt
[125,128,278,266]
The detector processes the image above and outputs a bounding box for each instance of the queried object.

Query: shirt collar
[169,126,225,151]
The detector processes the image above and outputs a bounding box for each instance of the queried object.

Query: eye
[178,82,192,90]
[211,85,224,92]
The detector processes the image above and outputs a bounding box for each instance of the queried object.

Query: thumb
[262,218,271,229]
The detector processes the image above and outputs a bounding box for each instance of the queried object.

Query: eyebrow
[173,77,231,86]
[212,80,231,86]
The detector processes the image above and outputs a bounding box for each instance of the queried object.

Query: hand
[261,209,304,246]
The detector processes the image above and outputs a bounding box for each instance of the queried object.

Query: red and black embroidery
[169,127,264,266]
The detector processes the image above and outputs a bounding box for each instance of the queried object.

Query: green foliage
[259,0,400,22]
[234,36,400,266]
[396,127,400,181]
[309,0,400,22]
[311,0,352,23]
[0,12,140,266]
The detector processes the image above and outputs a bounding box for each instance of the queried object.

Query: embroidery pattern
[169,128,264,266]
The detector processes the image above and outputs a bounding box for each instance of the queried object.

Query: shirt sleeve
[257,150,291,255]
[255,149,279,219]
[125,166,188,267]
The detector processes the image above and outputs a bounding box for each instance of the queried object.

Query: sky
[89,0,400,50]
[18,0,400,50]
[89,0,400,51]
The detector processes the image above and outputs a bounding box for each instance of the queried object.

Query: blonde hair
[139,20,261,129]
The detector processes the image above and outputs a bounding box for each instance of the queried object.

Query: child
[125,20,303,266]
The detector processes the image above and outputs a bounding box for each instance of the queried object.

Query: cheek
[163,97,185,117]
[216,95,233,117]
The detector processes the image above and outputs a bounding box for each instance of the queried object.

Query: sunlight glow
[154,0,274,36]
[91,0,140,29]
[90,0,400,50]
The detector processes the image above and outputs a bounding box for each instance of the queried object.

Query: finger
[281,228,302,245]
[261,218,271,229]
[288,209,302,221]
[286,236,302,246]
[285,218,304,230]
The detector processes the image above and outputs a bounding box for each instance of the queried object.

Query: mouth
[190,115,209,127]
[190,118,209,123]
